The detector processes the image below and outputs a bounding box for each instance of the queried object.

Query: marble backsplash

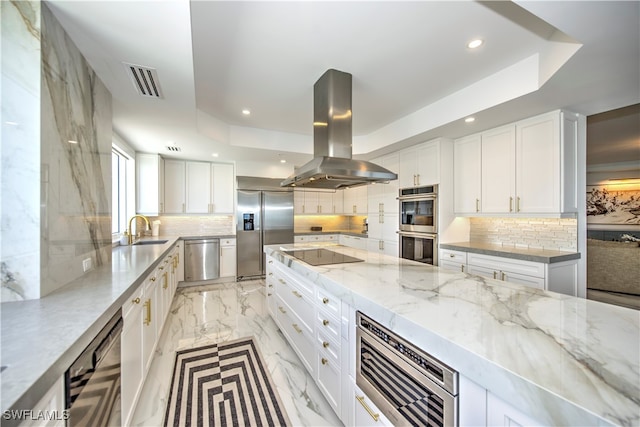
[148,215,235,237]
[1,2,112,301]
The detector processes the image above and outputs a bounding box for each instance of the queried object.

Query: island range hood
[281,69,397,189]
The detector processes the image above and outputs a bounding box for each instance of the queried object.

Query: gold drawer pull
[150,276,156,282]
[449,254,455,258]
[279,278,286,284]
[163,272,168,289]
[268,272,273,276]
[461,265,464,273]
[267,293,272,296]
[322,319,330,326]
[356,395,380,422]
[322,297,329,304]
[268,284,273,288]
[292,290,302,298]
[322,341,330,348]
[292,324,302,334]
[493,271,497,280]
[278,306,286,314]
[143,299,151,325]
[268,260,273,264]
[159,266,164,270]
[132,297,141,304]
[501,272,506,281]
[321,358,328,365]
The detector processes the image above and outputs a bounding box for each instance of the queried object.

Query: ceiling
[46,1,640,175]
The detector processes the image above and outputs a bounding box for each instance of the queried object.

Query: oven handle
[397,194,437,201]
[397,231,437,239]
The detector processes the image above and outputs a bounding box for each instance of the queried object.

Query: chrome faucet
[127,215,151,245]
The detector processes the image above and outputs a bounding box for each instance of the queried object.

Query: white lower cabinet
[19,376,66,427]
[487,391,542,427]
[440,249,578,296]
[339,234,367,250]
[219,238,236,278]
[352,381,393,427]
[266,255,351,424]
[121,243,182,425]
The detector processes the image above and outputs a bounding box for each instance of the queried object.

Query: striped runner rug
[164,337,291,427]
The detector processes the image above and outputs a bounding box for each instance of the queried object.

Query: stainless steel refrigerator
[236,184,293,279]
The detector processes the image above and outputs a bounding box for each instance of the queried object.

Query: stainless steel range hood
[281,69,397,189]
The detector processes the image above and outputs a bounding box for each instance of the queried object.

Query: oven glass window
[401,199,434,227]
[401,235,435,264]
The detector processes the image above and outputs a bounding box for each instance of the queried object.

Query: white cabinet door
[164,160,186,213]
[487,391,542,427]
[136,153,163,215]
[121,288,144,425]
[211,163,234,213]
[185,161,211,214]
[370,153,399,214]
[353,383,393,427]
[220,238,236,277]
[454,134,481,214]
[399,148,418,188]
[343,186,368,214]
[294,189,305,214]
[416,141,439,186]
[317,191,333,214]
[142,274,159,373]
[24,376,66,427]
[516,112,560,213]
[481,125,515,213]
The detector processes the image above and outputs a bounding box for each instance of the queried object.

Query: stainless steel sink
[133,239,168,246]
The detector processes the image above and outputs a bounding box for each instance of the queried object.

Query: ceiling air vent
[166,146,181,152]
[123,62,163,99]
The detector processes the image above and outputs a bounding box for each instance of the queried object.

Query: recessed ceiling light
[242,109,251,116]
[212,153,219,157]
[68,140,78,144]
[467,39,483,49]
[465,117,475,123]
[280,159,286,164]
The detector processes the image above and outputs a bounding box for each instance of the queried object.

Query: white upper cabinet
[453,134,481,214]
[481,124,516,213]
[343,186,368,215]
[454,110,581,216]
[185,161,212,214]
[294,189,342,214]
[136,153,164,215]
[399,141,440,188]
[163,160,234,214]
[163,159,186,214]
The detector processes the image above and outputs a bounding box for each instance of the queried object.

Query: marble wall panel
[40,3,112,297]
[1,0,42,301]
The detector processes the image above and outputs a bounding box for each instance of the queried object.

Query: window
[112,147,129,235]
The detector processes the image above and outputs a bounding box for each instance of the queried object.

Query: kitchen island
[264,243,639,427]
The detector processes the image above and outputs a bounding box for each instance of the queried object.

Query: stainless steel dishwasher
[184,238,220,281]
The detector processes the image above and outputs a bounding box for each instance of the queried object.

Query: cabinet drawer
[316,326,340,363]
[440,249,467,264]
[220,238,236,247]
[316,311,340,344]
[271,263,314,296]
[440,259,466,273]
[278,281,314,333]
[467,253,544,278]
[123,285,144,318]
[275,297,315,374]
[316,287,341,319]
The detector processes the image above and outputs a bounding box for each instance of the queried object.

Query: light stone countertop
[294,230,368,238]
[265,243,639,427]
[0,237,182,416]
[440,241,581,263]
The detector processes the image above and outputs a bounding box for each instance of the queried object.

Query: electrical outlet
[82,258,92,272]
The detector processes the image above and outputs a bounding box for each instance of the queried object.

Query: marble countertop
[0,236,181,414]
[265,243,639,427]
[440,241,581,263]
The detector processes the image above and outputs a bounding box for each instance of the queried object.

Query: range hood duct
[281,69,397,189]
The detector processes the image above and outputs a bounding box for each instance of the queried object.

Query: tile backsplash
[148,216,235,237]
[294,215,366,233]
[469,217,578,251]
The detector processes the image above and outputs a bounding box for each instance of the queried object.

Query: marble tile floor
[131,280,343,427]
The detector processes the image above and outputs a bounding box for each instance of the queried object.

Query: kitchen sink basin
[133,239,168,246]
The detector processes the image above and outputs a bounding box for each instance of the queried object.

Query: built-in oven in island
[398,185,438,265]
[356,311,458,427]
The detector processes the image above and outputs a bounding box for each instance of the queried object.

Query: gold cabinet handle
[509,196,513,212]
[268,284,273,288]
[292,290,302,298]
[449,254,455,258]
[460,265,464,273]
[279,278,286,284]
[159,266,164,270]
[268,260,273,264]
[292,323,302,334]
[475,198,480,212]
[268,272,273,276]
[278,306,286,314]
[516,196,521,212]
[321,358,328,365]
[322,341,330,348]
[322,297,329,304]
[267,293,272,296]
[493,271,497,279]
[501,272,506,281]
[322,319,330,326]
[163,272,168,289]
[356,395,380,422]
[132,297,141,304]
[143,299,151,325]
[150,276,156,282]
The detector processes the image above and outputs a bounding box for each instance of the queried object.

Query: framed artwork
[587,182,640,226]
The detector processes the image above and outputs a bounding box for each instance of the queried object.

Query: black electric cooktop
[288,248,364,266]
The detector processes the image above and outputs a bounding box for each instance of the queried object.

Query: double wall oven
[398,185,438,265]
